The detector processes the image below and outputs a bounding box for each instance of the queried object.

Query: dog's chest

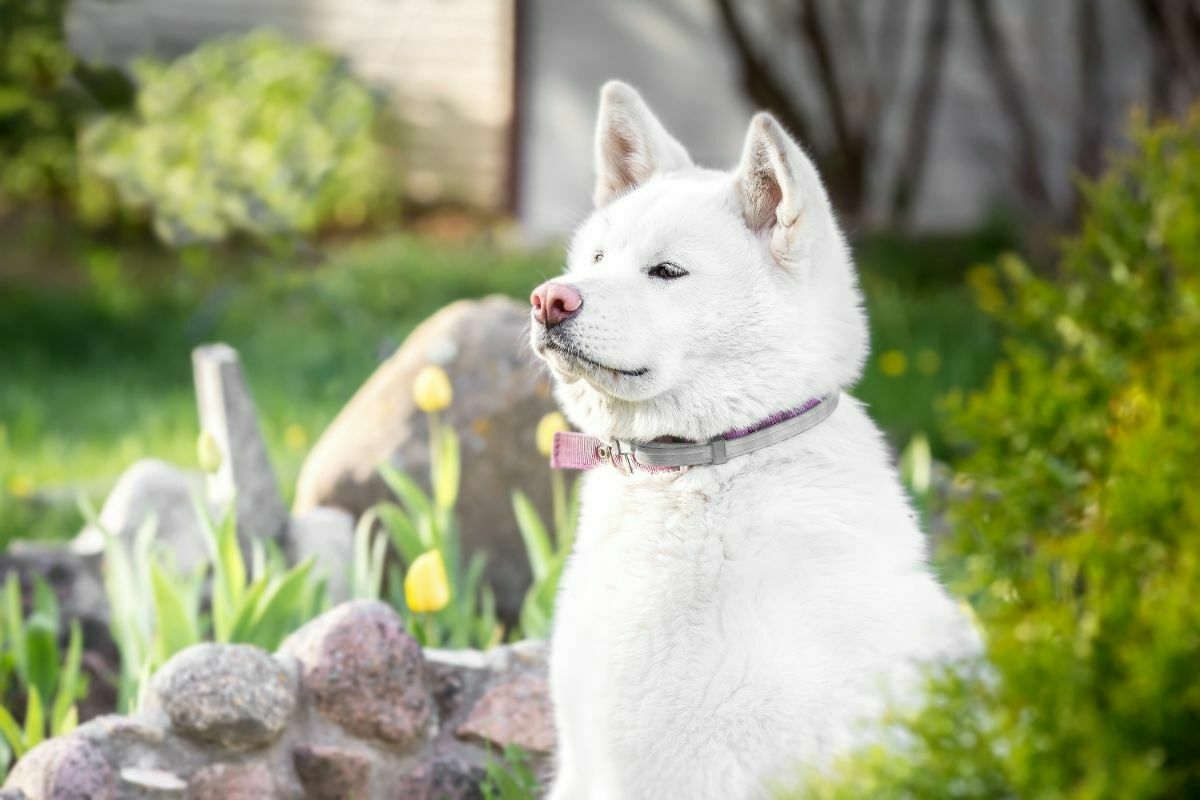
[552,470,762,747]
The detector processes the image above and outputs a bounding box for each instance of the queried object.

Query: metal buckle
[612,439,636,476]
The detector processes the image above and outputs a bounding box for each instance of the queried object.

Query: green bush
[804,110,1200,798]
[0,0,79,202]
[81,30,393,245]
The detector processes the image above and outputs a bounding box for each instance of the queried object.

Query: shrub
[81,30,393,245]
[804,109,1200,798]
[0,0,79,203]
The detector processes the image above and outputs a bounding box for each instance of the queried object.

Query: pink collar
[550,393,839,475]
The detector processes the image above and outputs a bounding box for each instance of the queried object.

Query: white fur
[531,82,980,800]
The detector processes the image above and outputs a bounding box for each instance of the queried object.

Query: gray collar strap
[550,393,840,475]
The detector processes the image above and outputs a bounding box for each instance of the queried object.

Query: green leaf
[24,617,59,704]
[376,502,424,565]
[149,559,199,661]
[217,507,246,608]
[51,622,84,734]
[512,490,553,583]
[23,686,44,751]
[56,706,78,737]
[433,423,461,511]
[226,575,271,644]
[0,704,25,759]
[379,465,433,527]
[242,558,316,651]
[4,575,26,682]
[31,577,59,636]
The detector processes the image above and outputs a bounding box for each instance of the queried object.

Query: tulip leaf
[0,704,25,759]
[512,490,552,583]
[150,559,199,662]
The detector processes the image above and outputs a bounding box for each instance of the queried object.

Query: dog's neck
[554,376,844,444]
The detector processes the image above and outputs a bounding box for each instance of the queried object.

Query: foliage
[481,745,541,800]
[0,575,85,778]
[511,473,578,641]
[0,0,77,202]
[349,508,389,601]
[377,420,502,648]
[89,498,325,712]
[81,30,392,245]
[803,109,1200,798]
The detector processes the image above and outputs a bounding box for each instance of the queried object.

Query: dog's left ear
[593,81,693,208]
[735,112,832,269]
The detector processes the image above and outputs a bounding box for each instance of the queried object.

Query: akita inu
[529,81,980,799]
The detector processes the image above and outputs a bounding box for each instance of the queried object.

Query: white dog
[528,81,980,800]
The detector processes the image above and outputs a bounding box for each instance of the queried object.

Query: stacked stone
[2,601,553,800]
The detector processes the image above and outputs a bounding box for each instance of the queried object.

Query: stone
[185,762,275,800]
[72,458,210,578]
[284,507,355,604]
[389,755,485,800]
[192,343,288,544]
[292,296,559,620]
[3,736,115,800]
[0,790,26,799]
[150,644,296,752]
[455,671,555,754]
[119,768,186,797]
[0,542,106,627]
[72,710,212,777]
[280,600,431,749]
[291,745,370,799]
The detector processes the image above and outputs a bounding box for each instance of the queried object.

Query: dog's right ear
[736,112,832,270]
[593,81,693,208]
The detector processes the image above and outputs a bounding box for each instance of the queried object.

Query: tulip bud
[405,549,451,613]
[197,429,223,474]
[536,412,569,458]
[413,365,453,413]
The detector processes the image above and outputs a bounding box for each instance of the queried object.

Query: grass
[0,223,1004,548]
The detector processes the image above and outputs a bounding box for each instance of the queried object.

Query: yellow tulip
[405,549,451,613]
[413,365,453,413]
[196,429,223,474]
[535,412,569,457]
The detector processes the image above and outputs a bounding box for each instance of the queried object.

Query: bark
[890,0,954,222]
[1075,0,1107,182]
[966,0,1054,213]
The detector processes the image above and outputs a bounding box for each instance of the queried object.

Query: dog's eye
[648,262,687,280]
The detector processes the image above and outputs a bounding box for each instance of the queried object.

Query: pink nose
[530,281,583,327]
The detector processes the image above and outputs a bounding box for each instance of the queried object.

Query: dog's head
[530,81,868,442]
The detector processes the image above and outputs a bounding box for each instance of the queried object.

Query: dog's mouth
[536,332,649,379]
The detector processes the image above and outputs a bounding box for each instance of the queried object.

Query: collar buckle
[611,439,637,476]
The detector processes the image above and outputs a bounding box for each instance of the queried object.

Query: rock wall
[3,601,554,800]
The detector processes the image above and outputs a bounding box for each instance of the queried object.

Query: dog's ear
[593,81,693,208]
[736,112,831,268]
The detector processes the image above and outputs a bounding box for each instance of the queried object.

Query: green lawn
[0,226,1003,547]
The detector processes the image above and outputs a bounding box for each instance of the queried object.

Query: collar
[550,393,839,475]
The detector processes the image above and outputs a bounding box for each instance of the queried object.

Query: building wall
[69,0,516,210]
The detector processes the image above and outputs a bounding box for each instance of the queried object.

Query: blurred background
[10,0,1196,542]
[2,0,1199,794]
